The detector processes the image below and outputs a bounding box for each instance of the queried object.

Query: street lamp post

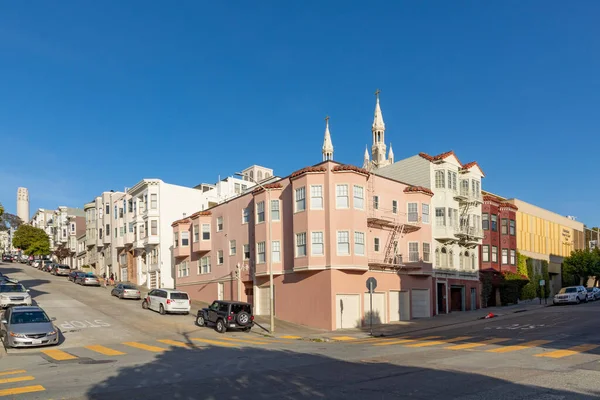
[235,173,275,333]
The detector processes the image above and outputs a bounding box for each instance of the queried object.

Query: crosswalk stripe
[373,336,441,347]
[85,345,125,356]
[535,344,599,359]
[0,385,45,397]
[487,340,551,353]
[157,339,195,348]
[0,370,26,377]
[191,338,237,347]
[123,342,166,353]
[446,338,510,350]
[217,337,270,345]
[332,336,359,341]
[405,336,472,348]
[0,376,35,385]
[41,349,78,361]
[279,335,301,339]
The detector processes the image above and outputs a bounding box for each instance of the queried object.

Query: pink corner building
[172,160,435,331]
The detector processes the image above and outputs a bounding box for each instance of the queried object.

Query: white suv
[142,289,191,315]
[553,286,588,305]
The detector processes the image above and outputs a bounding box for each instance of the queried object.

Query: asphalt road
[1,261,600,399]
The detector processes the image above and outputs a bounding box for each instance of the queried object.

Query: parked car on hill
[553,286,588,305]
[0,306,58,348]
[196,300,254,334]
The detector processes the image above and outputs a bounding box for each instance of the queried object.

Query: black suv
[196,300,254,333]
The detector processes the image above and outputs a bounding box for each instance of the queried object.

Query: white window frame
[422,204,430,224]
[295,187,306,212]
[510,249,516,265]
[202,224,210,240]
[392,200,398,214]
[435,170,445,188]
[257,241,266,264]
[193,224,199,242]
[501,248,508,265]
[337,230,350,255]
[181,231,189,246]
[229,240,236,256]
[217,250,224,265]
[407,202,418,222]
[256,201,265,223]
[408,242,419,262]
[200,256,211,274]
[150,194,157,209]
[310,185,323,210]
[482,245,490,262]
[435,208,446,226]
[354,231,365,256]
[374,237,380,252]
[336,184,349,209]
[295,232,307,257]
[270,199,280,221]
[353,185,364,210]
[217,217,223,232]
[491,246,498,263]
[423,242,430,262]
[311,231,324,256]
[243,244,250,260]
[272,241,281,263]
[242,208,250,224]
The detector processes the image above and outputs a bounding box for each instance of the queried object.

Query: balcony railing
[456,226,484,239]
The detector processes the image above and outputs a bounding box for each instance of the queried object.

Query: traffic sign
[366,277,377,293]
[539,279,545,286]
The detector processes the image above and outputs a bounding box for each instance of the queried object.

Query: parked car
[586,287,600,301]
[0,283,32,308]
[196,300,254,334]
[68,271,86,282]
[553,286,588,305]
[0,306,58,348]
[51,264,71,276]
[75,273,100,286]
[141,289,190,315]
[111,284,141,300]
[2,254,12,262]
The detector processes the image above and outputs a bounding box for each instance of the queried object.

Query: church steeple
[388,143,394,164]
[322,115,334,161]
[371,89,387,168]
[362,145,370,169]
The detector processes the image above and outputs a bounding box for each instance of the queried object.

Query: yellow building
[504,198,585,296]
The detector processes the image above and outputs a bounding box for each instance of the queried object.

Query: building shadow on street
[85,333,600,400]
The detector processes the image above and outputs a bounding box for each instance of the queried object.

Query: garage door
[363,292,386,325]
[411,289,431,318]
[257,286,270,316]
[336,294,360,329]
[389,291,410,322]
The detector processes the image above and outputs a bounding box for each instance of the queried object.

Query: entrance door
[218,282,224,300]
[437,283,446,314]
[450,286,464,312]
[470,288,477,311]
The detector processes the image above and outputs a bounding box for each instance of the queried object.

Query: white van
[142,289,191,315]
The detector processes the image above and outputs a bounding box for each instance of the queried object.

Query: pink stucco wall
[172,161,435,330]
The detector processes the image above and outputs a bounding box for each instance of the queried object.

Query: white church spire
[362,145,370,169]
[322,115,334,161]
[370,89,388,168]
[388,142,394,164]
[372,89,385,131]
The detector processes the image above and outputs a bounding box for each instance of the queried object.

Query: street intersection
[2,262,600,399]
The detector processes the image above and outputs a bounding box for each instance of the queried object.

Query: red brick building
[480,192,518,306]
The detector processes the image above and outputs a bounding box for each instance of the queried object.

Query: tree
[562,249,600,285]
[0,212,23,232]
[12,225,50,256]
[0,202,3,218]
[53,244,73,263]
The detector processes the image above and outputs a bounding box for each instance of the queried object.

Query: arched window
[459,252,463,269]
[464,251,470,269]
[435,248,440,267]
[449,250,454,268]
[265,173,270,178]
[441,247,448,268]
[257,171,263,181]
[249,171,254,181]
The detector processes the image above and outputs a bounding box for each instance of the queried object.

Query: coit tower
[16,187,30,223]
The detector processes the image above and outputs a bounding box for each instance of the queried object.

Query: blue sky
[1,1,599,226]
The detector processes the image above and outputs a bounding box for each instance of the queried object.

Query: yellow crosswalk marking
[0,385,45,397]
[332,336,358,341]
[41,349,78,361]
[535,344,599,359]
[445,338,510,350]
[85,345,125,356]
[279,335,301,339]
[191,338,237,347]
[373,336,441,347]
[405,336,472,348]
[157,339,195,348]
[217,337,270,345]
[123,342,165,353]
[0,376,35,385]
[487,340,551,353]
[0,370,26,377]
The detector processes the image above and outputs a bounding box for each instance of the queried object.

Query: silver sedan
[111,283,141,300]
[1,306,58,348]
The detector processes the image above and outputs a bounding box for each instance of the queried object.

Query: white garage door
[257,286,270,316]
[336,294,360,329]
[389,291,410,322]
[363,292,386,325]
[411,289,431,318]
